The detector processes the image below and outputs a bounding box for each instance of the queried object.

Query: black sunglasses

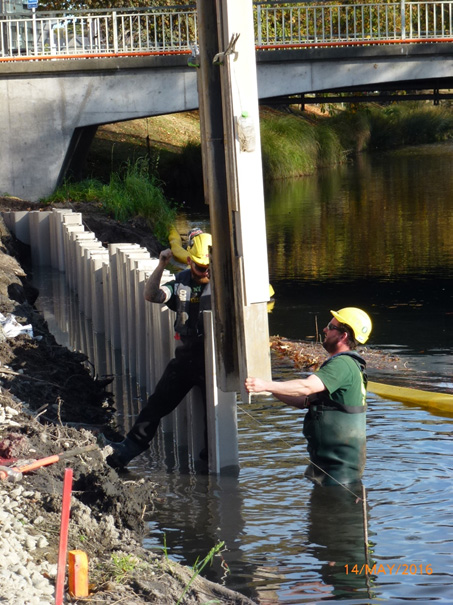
[327,322,345,333]
[192,261,209,273]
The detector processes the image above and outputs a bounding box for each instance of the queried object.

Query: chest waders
[303,352,367,486]
[172,272,211,340]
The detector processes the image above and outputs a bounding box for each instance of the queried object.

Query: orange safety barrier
[0,49,192,62]
[256,37,453,50]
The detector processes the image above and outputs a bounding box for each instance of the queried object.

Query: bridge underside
[256,44,453,101]
[263,77,453,105]
[0,56,199,201]
[2,44,453,201]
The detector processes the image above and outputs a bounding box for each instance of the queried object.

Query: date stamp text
[344,563,433,576]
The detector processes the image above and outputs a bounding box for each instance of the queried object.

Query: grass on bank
[43,158,177,244]
[365,102,453,148]
[259,101,453,178]
[260,110,346,179]
[45,101,453,226]
[157,102,453,184]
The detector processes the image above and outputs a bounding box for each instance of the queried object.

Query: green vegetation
[326,106,372,154]
[110,553,140,583]
[365,102,453,149]
[42,158,177,244]
[176,541,226,605]
[158,102,453,184]
[100,553,144,585]
[39,0,189,10]
[260,113,319,179]
[260,110,347,179]
[260,101,453,179]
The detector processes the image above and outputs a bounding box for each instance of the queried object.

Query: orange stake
[68,550,89,597]
[55,468,73,605]
[0,444,97,481]
[17,455,60,474]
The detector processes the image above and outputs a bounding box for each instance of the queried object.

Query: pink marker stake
[55,467,74,605]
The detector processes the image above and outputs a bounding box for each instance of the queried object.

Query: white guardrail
[1,1,453,60]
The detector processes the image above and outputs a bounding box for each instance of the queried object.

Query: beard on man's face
[194,274,210,284]
[322,332,340,354]
[190,264,210,284]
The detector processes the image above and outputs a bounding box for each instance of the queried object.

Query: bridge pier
[0,57,198,202]
[60,125,99,184]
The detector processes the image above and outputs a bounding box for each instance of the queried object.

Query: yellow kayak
[368,381,453,415]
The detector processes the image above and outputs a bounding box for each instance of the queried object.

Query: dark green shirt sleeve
[315,355,366,408]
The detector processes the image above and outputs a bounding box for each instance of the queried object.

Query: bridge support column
[59,125,98,185]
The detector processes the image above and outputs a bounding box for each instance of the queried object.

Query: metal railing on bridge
[0,4,198,59]
[256,0,453,46]
[1,1,453,61]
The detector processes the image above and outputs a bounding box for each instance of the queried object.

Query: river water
[33,143,453,603]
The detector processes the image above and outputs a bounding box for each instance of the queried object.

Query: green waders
[303,403,366,486]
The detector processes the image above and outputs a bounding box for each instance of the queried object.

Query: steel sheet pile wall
[1,209,238,473]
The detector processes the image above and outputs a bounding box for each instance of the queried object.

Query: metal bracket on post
[213,33,240,65]
[188,44,200,68]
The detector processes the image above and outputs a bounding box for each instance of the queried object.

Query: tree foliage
[38,0,191,12]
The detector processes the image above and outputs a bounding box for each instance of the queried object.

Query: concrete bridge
[2,1,453,200]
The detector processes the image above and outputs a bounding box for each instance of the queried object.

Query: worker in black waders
[101,232,212,468]
[245,307,372,486]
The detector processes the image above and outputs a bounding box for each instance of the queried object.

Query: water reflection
[265,144,453,282]
[142,470,255,593]
[303,485,374,601]
[265,146,453,352]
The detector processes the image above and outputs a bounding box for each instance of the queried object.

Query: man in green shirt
[245,307,372,486]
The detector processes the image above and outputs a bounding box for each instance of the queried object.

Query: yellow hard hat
[187,233,212,266]
[330,307,372,344]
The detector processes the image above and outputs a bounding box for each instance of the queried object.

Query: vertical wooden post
[196,0,272,401]
[196,0,240,392]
